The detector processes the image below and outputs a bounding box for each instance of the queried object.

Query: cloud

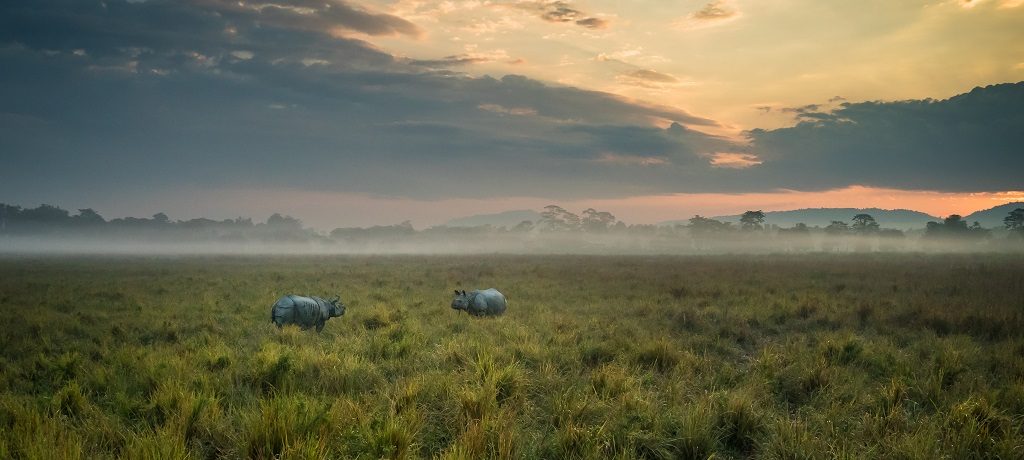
[5,0,1015,205]
[512,1,610,29]
[624,69,679,83]
[691,0,738,20]
[574,17,610,29]
[409,49,516,68]
[477,104,539,116]
[957,0,1023,9]
[410,54,493,67]
[0,0,406,73]
[676,0,741,30]
[595,153,669,166]
[210,0,423,38]
[0,0,734,202]
[708,152,762,169]
[616,69,684,88]
[747,82,1024,192]
[596,46,670,66]
[780,104,822,114]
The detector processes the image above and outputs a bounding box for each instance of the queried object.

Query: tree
[1004,208,1024,237]
[877,228,905,250]
[539,205,580,231]
[878,228,904,238]
[21,204,70,224]
[267,213,303,230]
[0,204,17,232]
[152,212,170,224]
[580,208,617,232]
[925,215,989,239]
[511,220,534,233]
[926,215,967,237]
[944,215,969,231]
[851,214,879,234]
[778,222,810,236]
[739,210,766,231]
[688,215,733,237]
[825,221,849,236]
[969,221,991,239]
[73,208,106,225]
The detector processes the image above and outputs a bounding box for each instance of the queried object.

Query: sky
[1,0,1022,229]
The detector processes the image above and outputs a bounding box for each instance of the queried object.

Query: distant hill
[660,208,940,230]
[445,203,1024,230]
[444,210,542,228]
[964,202,1024,228]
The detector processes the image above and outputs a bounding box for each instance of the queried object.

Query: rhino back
[471,289,507,315]
[272,295,328,327]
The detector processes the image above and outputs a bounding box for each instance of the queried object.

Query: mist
[2,230,1020,256]
[2,202,1021,255]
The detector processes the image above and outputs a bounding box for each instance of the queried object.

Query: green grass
[0,254,1022,458]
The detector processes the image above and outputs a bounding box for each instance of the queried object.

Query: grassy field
[0,254,1022,459]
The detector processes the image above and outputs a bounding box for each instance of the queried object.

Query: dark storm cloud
[0,0,735,202]
[513,1,610,29]
[2,0,1017,204]
[747,82,1024,192]
[0,0,405,73]
[553,122,735,162]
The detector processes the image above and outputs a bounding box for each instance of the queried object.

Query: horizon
[4,197,1022,231]
[2,1,1023,229]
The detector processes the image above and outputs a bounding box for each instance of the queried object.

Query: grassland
[0,254,1022,459]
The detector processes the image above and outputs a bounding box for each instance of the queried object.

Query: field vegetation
[0,255,1022,458]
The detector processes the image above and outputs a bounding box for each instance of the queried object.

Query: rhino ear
[461,290,467,295]
[454,290,460,295]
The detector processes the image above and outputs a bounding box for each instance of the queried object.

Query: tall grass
[0,254,1022,457]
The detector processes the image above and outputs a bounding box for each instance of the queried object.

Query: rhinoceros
[451,289,507,316]
[270,295,346,332]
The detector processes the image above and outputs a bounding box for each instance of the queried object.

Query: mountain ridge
[443,203,1024,230]
[963,202,1024,228]
[659,208,939,230]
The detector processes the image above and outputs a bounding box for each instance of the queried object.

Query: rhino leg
[315,321,325,333]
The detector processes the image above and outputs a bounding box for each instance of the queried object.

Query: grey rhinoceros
[270,295,346,332]
[451,289,507,316]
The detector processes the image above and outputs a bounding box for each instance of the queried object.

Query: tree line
[1,202,1022,245]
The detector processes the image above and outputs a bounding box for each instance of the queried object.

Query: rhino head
[451,290,469,312]
[329,295,346,318]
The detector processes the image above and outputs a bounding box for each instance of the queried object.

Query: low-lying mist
[2,232,1020,255]
[3,202,1021,255]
